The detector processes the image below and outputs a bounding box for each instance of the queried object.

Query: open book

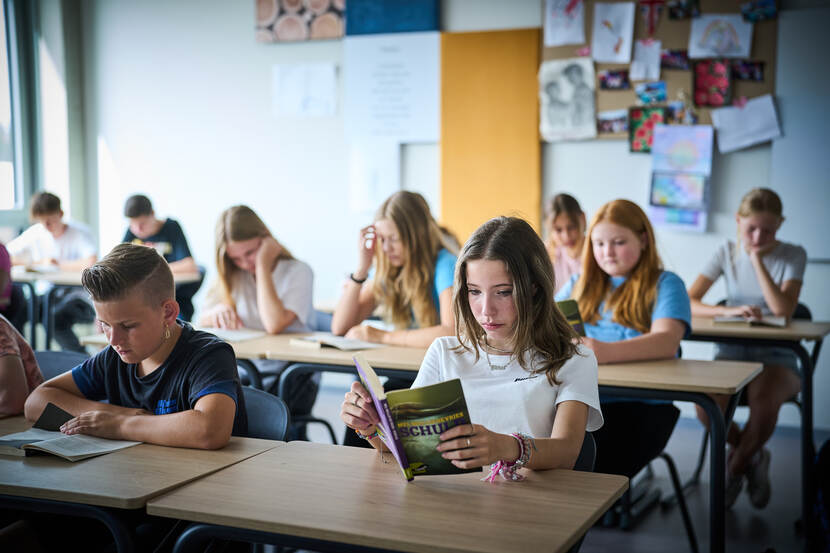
[0,403,140,462]
[353,353,475,481]
[290,332,383,351]
[202,328,267,342]
[713,315,787,328]
[557,299,586,336]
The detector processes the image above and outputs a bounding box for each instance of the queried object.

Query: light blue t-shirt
[556,271,691,403]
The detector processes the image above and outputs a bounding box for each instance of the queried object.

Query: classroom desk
[688,317,830,550]
[0,416,280,553]
[147,440,629,553]
[13,268,202,350]
[268,342,759,553]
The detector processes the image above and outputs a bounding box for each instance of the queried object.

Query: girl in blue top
[332,191,457,348]
[557,199,691,478]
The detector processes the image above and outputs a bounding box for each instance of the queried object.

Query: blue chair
[34,350,90,381]
[241,386,290,441]
[568,432,598,553]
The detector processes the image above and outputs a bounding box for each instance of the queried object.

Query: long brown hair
[214,205,293,309]
[573,200,661,334]
[453,217,580,385]
[373,191,456,329]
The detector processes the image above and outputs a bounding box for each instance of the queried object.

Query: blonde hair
[737,188,783,219]
[372,191,456,329]
[453,217,579,385]
[214,205,293,309]
[573,200,661,334]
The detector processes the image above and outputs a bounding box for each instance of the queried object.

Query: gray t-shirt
[700,239,806,313]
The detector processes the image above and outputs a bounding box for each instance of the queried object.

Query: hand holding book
[342,380,381,437]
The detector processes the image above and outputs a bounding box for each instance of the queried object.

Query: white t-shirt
[700,239,807,313]
[230,258,314,333]
[7,221,97,263]
[412,337,603,438]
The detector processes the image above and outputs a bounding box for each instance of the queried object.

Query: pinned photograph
[731,60,764,81]
[689,14,753,59]
[539,58,597,142]
[741,0,777,22]
[597,109,629,134]
[256,0,345,42]
[599,69,631,90]
[668,100,698,124]
[667,0,700,20]
[661,49,690,70]
[635,81,667,104]
[629,106,667,153]
[693,59,732,107]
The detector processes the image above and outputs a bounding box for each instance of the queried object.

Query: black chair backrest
[34,350,90,381]
[573,432,596,472]
[241,387,290,441]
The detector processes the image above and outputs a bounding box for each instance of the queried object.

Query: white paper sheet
[711,94,781,153]
[343,32,440,143]
[198,328,267,342]
[688,14,753,59]
[591,2,635,63]
[271,64,337,118]
[348,141,401,214]
[544,0,586,47]
[651,124,714,175]
[630,39,662,81]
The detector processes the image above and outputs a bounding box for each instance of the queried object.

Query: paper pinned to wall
[539,58,597,142]
[544,0,586,47]
[348,141,400,214]
[651,124,714,175]
[630,39,662,82]
[711,94,780,153]
[271,64,338,118]
[591,2,635,63]
[688,14,753,59]
[343,31,440,143]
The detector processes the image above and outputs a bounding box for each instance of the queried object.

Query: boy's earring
[164,323,171,341]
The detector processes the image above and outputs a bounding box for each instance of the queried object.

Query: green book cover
[557,299,586,336]
[385,379,476,477]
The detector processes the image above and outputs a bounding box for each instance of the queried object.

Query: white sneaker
[726,470,744,509]
[746,448,771,509]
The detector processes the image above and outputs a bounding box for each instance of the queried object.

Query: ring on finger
[466,438,471,447]
[353,395,360,408]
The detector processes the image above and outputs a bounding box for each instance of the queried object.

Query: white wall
[81,0,829,429]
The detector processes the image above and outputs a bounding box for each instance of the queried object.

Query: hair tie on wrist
[349,273,367,284]
[482,432,533,483]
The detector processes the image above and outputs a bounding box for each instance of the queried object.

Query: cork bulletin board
[541,0,778,137]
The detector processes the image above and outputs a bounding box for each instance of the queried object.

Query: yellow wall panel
[440,28,541,244]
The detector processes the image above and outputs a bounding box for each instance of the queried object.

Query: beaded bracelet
[482,432,534,483]
[355,427,379,440]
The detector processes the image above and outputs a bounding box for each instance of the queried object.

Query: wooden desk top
[691,316,830,342]
[12,268,202,286]
[0,417,281,509]
[599,358,762,395]
[148,441,628,553]
[80,331,277,360]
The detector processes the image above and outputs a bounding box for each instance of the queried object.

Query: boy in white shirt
[8,192,98,352]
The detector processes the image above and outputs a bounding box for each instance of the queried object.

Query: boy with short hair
[7,192,98,352]
[122,194,201,320]
[24,243,247,448]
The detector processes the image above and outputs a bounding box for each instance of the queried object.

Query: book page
[199,328,266,342]
[26,434,140,461]
[296,332,383,350]
[0,428,61,443]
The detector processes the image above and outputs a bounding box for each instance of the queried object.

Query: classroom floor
[307,373,829,553]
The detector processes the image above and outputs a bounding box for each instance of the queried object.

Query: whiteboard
[770,9,830,261]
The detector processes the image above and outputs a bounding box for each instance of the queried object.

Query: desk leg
[43,286,60,350]
[0,494,136,553]
[790,341,817,552]
[17,282,37,349]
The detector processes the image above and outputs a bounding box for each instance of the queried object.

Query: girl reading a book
[332,190,457,348]
[687,188,806,509]
[544,193,587,294]
[341,216,603,476]
[199,205,317,438]
[555,199,690,483]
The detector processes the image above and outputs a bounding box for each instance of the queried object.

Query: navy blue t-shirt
[123,218,192,263]
[72,322,248,436]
